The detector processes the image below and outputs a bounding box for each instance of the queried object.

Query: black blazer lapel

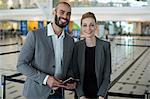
[95,38,103,85]
[79,40,86,84]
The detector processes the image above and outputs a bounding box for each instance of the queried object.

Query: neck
[85,36,96,47]
[52,22,63,37]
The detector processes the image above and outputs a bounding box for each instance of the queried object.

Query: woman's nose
[87,26,91,31]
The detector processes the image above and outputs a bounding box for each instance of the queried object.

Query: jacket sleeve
[17,31,46,85]
[76,82,84,97]
[72,43,84,97]
[97,42,112,97]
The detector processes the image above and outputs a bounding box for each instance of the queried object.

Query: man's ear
[52,8,56,15]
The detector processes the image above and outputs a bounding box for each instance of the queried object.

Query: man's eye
[67,13,71,16]
[59,11,64,15]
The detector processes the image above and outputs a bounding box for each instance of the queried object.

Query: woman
[73,12,111,99]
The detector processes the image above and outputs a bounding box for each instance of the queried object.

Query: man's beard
[55,15,69,28]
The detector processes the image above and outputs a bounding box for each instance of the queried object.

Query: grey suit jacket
[17,28,74,99]
[72,37,111,98]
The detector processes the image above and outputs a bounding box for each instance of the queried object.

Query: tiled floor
[109,48,150,94]
[0,36,150,99]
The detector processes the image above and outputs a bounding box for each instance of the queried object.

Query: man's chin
[58,23,68,28]
[57,24,67,28]
[61,22,68,26]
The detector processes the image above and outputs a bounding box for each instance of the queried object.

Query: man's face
[54,4,71,28]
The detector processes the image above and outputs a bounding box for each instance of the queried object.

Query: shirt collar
[47,23,65,38]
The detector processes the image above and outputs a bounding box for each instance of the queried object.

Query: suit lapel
[62,35,67,69]
[44,28,55,63]
[62,34,70,77]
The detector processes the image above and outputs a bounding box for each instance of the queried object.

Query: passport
[62,77,79,84]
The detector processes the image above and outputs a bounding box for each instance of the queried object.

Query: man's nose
[62,13,67,19]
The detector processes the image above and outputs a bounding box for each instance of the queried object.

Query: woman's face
[81,17,96,38]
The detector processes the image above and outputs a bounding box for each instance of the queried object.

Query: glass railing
[0,0,149,10]
[53,0,148,7]
[0,0,38,10]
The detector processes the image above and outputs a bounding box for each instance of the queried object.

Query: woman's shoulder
[96,37,110,45]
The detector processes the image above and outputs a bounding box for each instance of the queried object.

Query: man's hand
[99,96,104,99]
[47,76,65,88]
[64,82,76,90]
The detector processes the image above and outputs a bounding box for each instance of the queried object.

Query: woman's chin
[85,35,94,38]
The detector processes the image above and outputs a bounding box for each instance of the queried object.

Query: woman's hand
[80,96,88,99]
[64,82,76,90]
[98,96,104,99]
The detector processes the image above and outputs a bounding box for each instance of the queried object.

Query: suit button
[52,65,55,68]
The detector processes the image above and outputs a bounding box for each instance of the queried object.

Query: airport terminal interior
[0,0,150,99]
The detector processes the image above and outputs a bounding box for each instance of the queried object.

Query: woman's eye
[90,24,95,27]
[83,24,87,27]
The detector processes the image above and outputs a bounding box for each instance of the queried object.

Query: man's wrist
[43,75,49,85]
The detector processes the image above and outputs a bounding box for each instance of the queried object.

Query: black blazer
[72,37,111,98]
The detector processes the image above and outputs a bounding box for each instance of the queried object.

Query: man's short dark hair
[55,2,71,8]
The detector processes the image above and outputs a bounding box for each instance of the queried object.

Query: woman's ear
[96,24,98,29]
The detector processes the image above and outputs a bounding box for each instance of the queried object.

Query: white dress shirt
[43,23,64,85]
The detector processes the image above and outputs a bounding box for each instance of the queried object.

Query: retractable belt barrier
[1,73,149,99]
[145,90,150,99]
[108,92,145,99]
[1,73,25,99]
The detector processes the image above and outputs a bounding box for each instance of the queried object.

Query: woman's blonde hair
[81,12,96,25]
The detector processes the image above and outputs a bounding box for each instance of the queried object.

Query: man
[17,2,75,99]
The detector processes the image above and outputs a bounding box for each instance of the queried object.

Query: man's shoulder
[65,33,74,41]
[31,28,46,37]
[75,39,85,47]
[33,28,46,34]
